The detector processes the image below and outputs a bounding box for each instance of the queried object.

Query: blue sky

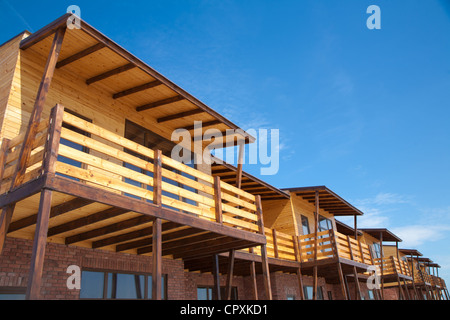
[1,0,450,286]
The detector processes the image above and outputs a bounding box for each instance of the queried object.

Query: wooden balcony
[0,105,268,299]
[374,256,413,282]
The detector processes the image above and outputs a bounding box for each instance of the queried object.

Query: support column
[313,190,319,300]
[225,249,235,300]
[152,218,162,300]
[212,255,221,301]
[26,189,53,300]
[255,195,272,300]
[249,248,258,301]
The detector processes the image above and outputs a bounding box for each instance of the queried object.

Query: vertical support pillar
[293,235,305,300]
[152,218,162,300]
[212,254,221,301]
[313,190,319,300]
[225,249,235,300]
[249,248,258,301]
[235,140,245,189]
[25,189,53,300]
[255,195,272,300]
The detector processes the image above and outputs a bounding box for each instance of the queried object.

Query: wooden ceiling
[20,14,255,148]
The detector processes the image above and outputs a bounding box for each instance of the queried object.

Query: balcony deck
[0,106,266,261]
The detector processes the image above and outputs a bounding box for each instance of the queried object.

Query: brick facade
[0,237,393,300]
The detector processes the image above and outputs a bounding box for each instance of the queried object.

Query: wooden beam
[26,189,53,300]
[152,218,162,300]
[20,13,70,50]
[249,248,258,300]
[153,150,162,207]
[56,43,105,68]
[136,95,184,112]
[157,108,204,123]
[86,63,135,85]
[113,80,162,99]
[180,120,222,132]
[9,198,94,233]
[47,206,128,237]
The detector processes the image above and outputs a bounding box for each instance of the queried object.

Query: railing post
[272,229,279,259]
[42,104,65,175]
[153,150,162,206]
[213,176,223,224]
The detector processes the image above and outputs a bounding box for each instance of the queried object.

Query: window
[0,287,26,300]
[303,286,324,300]
[301,215,310,236]
[318,215,333,232]
[286,294,295,300]
[372,243,382,259]
[367,290,375,300]
[197,286,238,300]
[80,270,166,300]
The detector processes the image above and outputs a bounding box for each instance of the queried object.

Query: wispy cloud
[391,224,450,247]
[355,192,412,207]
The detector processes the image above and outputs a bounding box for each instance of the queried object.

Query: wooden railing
[0,106,262,235]
[374,256,412,277]
[242,229,376,266]
[0,118,49,194]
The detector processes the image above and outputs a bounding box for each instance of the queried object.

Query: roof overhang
[399,248,423,256]
[360,228,403,242]
[282,186,364,216]
[335,220,363,236]
[19,14,255,148]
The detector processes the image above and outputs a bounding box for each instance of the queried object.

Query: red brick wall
[0,237,186,300]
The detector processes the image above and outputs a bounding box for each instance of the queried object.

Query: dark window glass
[0,287,26,300]
[80,271,105,299]
[197,286,238,300]
[303,286,324,300]
[301,215,310,235]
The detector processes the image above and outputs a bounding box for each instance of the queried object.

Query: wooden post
[0,139,11,181]
[293,236,305,300]
[225,249,235,300]
[0,28,66,256]
[337,262,349,300]
[235,141,245,189]
[255,195,272,300]
[153,150,162,206]
[25,189,53,300]
[313,190,319,300]
[379,231,385,300]
[152,218,162,300]
[272,229,279,259]
[213,176,223,224]
[249,248,258,301]
[43,104,65,174]
[212,254,221,300]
